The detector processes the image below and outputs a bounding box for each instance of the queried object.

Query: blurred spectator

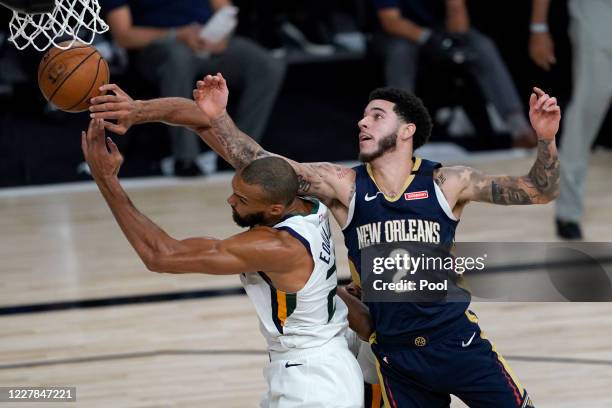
[530,0,612,239]
[372,0,537,148]
[237,0,341,57]
[102,0,285,176]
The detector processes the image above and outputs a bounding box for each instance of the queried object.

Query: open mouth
[359,133,373,142]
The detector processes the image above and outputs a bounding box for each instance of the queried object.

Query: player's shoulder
[435,165,477,185]
[309,162,357,182]
[243,226,309,254]
[305,162,357,207]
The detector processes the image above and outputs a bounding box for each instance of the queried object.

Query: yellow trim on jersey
[348,258,362,288]
[466,310,524,396]
[465,310,479,324]
[465,310,524,393]
[366,157,422,202]
[277,291,287,326]
[480,329,525,396]
[374,355,393,408]
[371,383,382,408]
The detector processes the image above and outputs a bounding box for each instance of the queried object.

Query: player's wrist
[209,109,230,123]
[132,100,147,124]
[139,99,168,124]
[94,173,119,192]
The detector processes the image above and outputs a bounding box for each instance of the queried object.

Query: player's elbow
[141,249,177,274]
[538,182,560,204]
[535,188,559,204]
[142,255,167,273]
[547,187,560,202]
[545,189,560,203]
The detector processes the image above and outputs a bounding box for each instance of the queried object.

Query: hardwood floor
[1,151,611,407]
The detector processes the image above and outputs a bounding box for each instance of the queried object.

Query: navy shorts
[371,311,534,408]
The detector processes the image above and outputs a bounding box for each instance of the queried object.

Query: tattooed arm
[194,74,356,222]
[208,111,356,218]
[87,78,357,215]
[438,138,559,206]
[434,87,561,211]
[208,116,357,225]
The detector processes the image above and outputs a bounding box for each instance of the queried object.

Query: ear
[398,123,416,141]
[268,204,285,216]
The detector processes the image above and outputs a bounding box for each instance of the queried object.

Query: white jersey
[240,199,349,353]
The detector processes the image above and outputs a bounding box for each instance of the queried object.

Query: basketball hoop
[5,0,108,51]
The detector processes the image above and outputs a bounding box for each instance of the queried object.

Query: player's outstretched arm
[138,228,304,275]
[81,118,299,275]
[439,87,560,206]
[194,74,356,212]
[89,78,355,213]
[89,84,212,135]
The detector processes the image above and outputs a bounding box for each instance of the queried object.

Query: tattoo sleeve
[207,112,270,169]
[527,139,560,200]
[205,113,352,203]
[466,139,559,205]
[490,180,533,205]
[295,163,334,197]
[297,175,312,193]
[347,184,356,205]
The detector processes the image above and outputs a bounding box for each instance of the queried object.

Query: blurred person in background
[373,0,537,148]
[530,0,612,240]
[102,0,285,176]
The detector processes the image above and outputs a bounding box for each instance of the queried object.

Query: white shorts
[261,336,364,408]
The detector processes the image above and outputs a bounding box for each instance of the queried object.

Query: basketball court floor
[1,151,612,407]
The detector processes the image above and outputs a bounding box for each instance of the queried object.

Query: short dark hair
[240,157,298,205]
[368,87,433,150]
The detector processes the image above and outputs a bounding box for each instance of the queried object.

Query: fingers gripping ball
[38,41,110,113]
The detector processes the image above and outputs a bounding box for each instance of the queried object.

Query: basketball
[37,41,109,113]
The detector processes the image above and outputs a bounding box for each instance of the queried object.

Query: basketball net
[8,0,108,51]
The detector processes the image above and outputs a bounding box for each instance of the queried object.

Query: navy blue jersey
[343,157,469,337]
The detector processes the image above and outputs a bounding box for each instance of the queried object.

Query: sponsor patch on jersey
[404,191,428,201]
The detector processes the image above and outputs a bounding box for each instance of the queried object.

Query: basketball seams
[47,49,98,106]
[65,55,105,112]
[37,44,91,84]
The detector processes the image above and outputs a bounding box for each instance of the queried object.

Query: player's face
[357,100,401,162]
[227,175,272,228]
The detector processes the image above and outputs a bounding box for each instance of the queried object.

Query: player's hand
[193,73,229,119]
[345,282,362,299]
[89,84,138,135]
[81,119,124,181]
[529,32,556,71]
[177,23,208,52]
[529,87,560,141]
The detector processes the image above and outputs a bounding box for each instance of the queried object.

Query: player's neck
[266,198,313,226]
[287,197,313,215]
[368,149,415,196]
